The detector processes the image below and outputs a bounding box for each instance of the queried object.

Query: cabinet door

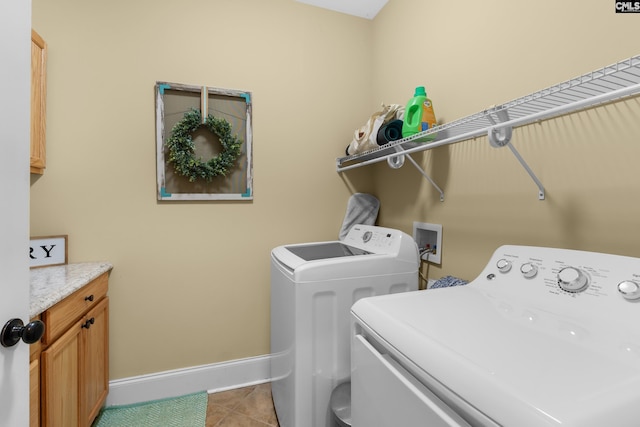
[80,297,109,427]
[30,359,39,427]
[30,29,47,174]
[41,318,82,427]
[29,316,42,427]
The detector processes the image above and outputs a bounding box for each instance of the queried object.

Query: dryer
[351,245,640,426]
[271,225,419,427]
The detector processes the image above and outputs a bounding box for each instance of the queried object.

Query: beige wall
[30,0,373,379]
[369,0,640,281]
[31,0,640,381]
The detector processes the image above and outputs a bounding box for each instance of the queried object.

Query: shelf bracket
[487,108,545,200]
[487,108,513,148]
[386,145,406,169]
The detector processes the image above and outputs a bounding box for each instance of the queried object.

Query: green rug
[93,392,207,427]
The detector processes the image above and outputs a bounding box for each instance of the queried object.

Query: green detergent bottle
[402,86,437,141]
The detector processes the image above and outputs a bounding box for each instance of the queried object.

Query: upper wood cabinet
[31,29,47,174]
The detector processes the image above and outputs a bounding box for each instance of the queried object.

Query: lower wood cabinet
[81,297,109,426]
[32,272,109,427]
[30,359,39,427]
[42,317,81,426]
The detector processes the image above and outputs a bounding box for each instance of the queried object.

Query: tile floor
[206,383,280,427]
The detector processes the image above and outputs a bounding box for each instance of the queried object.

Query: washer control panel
[342,224,418,257]
[484,245,640,304]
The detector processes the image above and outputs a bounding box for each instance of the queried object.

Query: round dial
[557,267,589,292]
[362,231,373,243]
[520,263,538,279]
[496,259,512,273]
[618,280,640,301]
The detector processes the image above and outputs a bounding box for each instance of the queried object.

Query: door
[0,1,33,426]
[352,334,471,427]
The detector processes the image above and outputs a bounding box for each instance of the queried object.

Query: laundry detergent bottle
[402,86,437,141]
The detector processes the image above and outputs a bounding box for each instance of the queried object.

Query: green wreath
[165,109,242,182]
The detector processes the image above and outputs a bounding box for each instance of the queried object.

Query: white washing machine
[351,245,640,426]
[271,224,419,427]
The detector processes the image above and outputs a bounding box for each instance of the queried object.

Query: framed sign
[30,235,68,268]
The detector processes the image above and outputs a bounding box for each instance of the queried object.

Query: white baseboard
[105,354,273,406]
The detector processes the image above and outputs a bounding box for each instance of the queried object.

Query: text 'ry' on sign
[30,235,68,268]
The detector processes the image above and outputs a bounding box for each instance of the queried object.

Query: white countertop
[30,262,113,318]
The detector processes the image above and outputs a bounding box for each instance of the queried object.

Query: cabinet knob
[85,295,94,302]
[1,318,45,347]
[82,317,95,329]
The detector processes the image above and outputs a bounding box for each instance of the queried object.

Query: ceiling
[296,0,389,20]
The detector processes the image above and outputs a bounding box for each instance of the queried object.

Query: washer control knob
[496,259,512,273]
[362,231,373,243]
[618,280,640,301]
[557,267,589,292]
[520,263,538,279]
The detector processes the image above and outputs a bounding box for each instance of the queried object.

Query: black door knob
[1,318,45,348]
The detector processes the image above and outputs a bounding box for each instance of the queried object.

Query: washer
[351,245,640,426]
[271,225,419,427]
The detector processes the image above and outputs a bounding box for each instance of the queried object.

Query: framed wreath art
[155,82,253,201]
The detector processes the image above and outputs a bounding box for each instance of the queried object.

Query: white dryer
[271,224,419,427]
[351,245,640,426]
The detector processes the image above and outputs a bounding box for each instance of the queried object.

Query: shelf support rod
[487,108,545,200]
[506,143,545,200]
[405,154,445,202]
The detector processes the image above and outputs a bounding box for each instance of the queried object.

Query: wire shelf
[337,55,640,172]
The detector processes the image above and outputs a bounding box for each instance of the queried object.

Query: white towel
[339,193,380,240]
[346,104,404,156]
